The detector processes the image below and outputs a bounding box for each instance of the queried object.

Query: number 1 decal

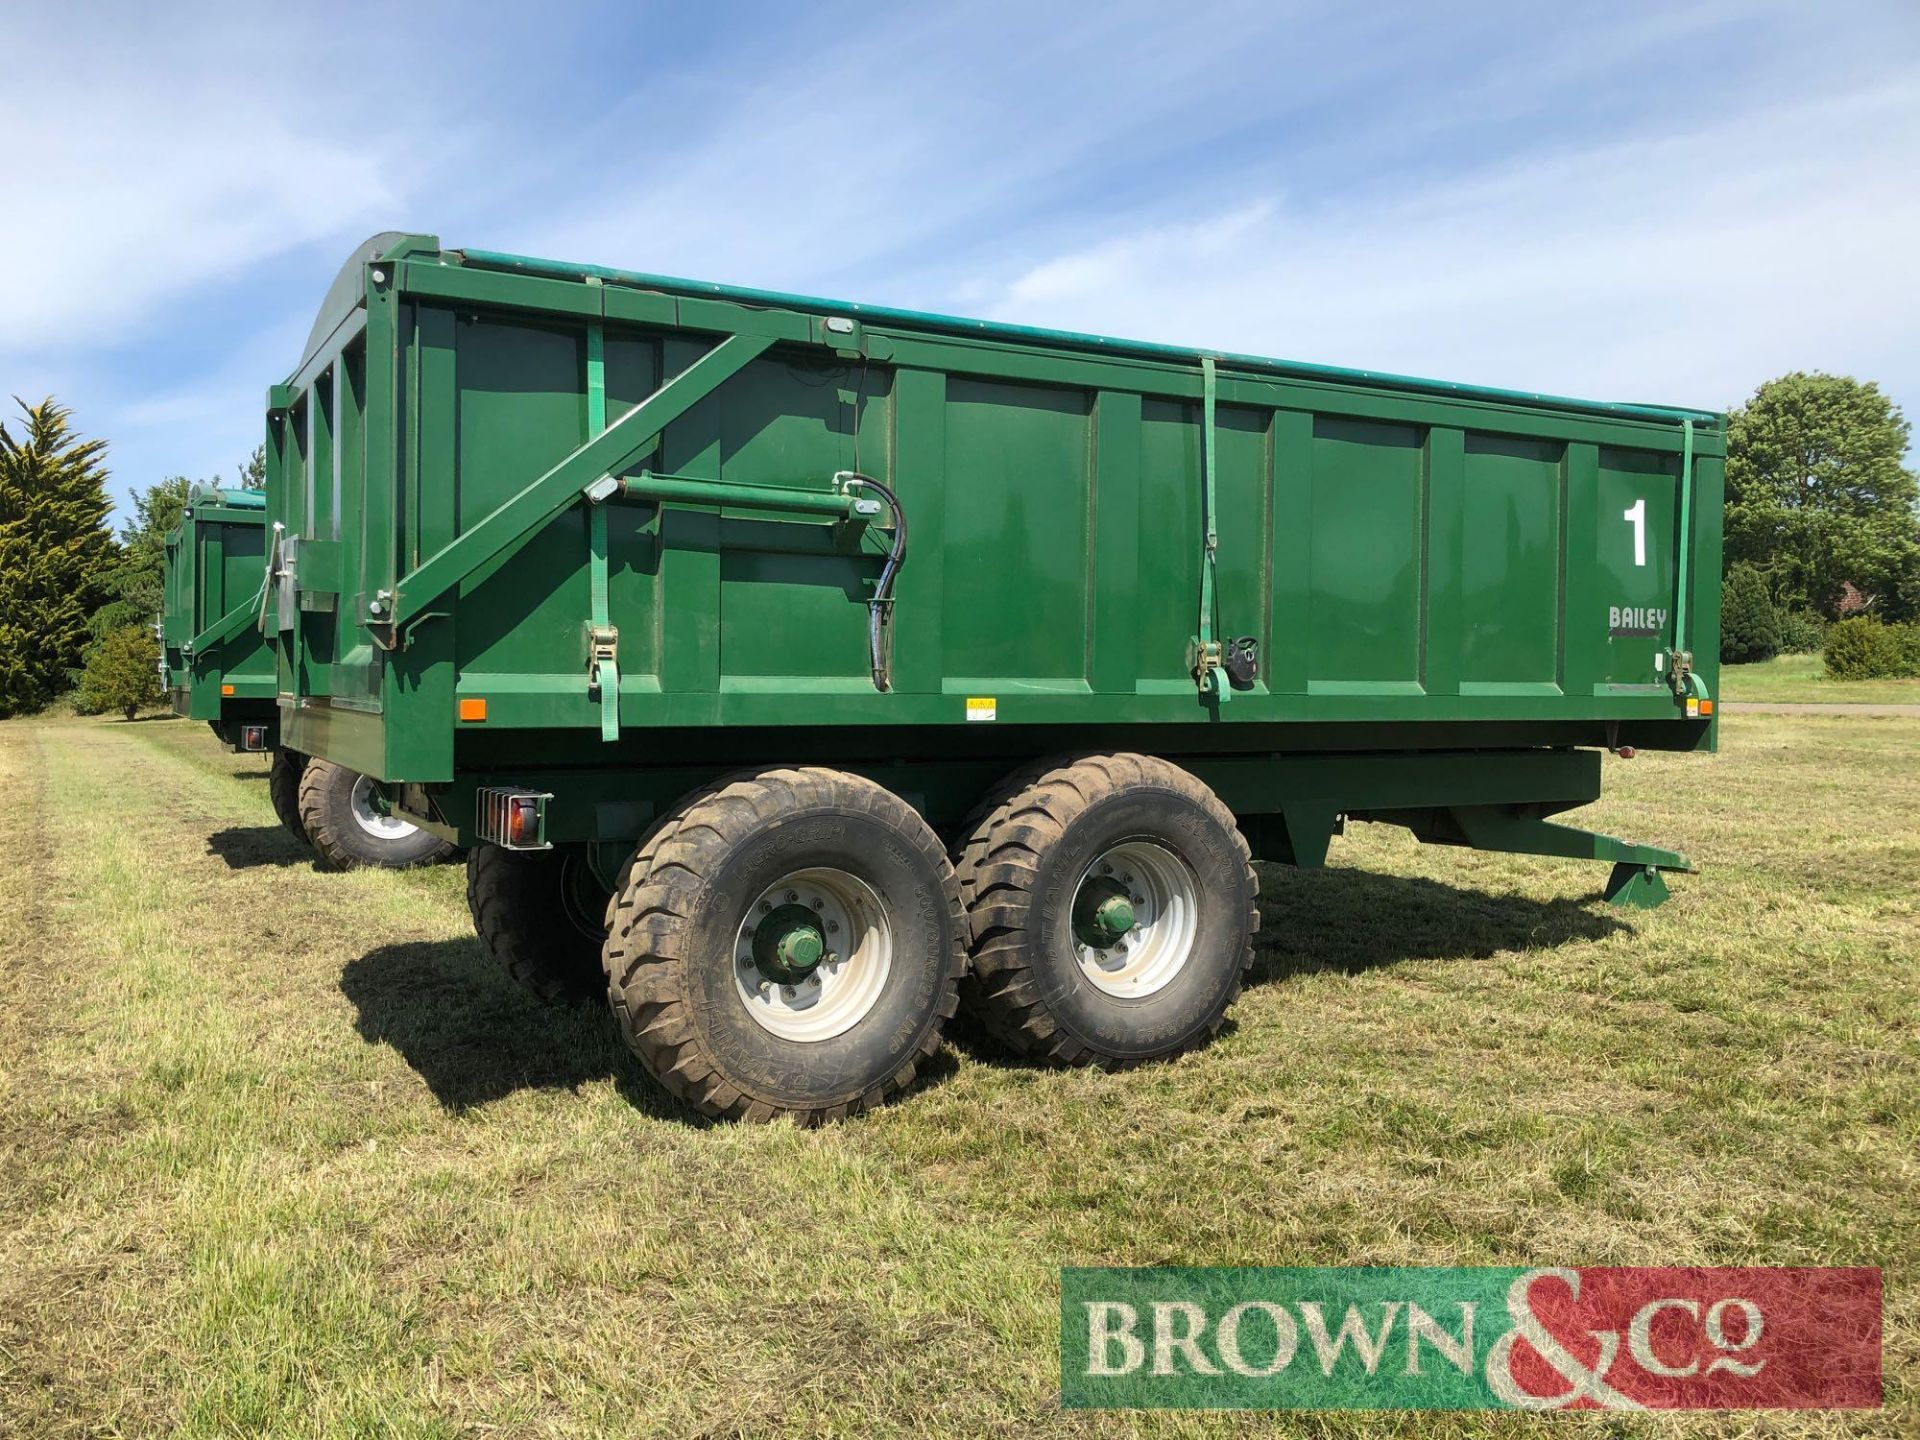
[1623,498,1647,567]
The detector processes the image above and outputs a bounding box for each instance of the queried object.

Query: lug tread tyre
[604,767,965,1124]
[598,774,742,976]
[268,750,309,845]
[297,758,456,871]
[953,752,1259,1067]
[466,846,606,1003]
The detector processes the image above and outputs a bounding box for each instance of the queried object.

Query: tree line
[0,399,261,720]
[1719,372,1920,674]
[2,372,1917,721]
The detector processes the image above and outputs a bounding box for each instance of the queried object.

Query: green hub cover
[752,903,827,983]
[1072,877,1136,949]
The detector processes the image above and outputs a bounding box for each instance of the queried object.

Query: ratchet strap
[1197,355,1228,702]
[1673,418,1695,655]
[585,322,619,742]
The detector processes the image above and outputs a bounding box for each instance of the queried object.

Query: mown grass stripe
[0,711,1913,1437]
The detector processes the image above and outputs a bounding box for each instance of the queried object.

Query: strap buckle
[587,623,619,696]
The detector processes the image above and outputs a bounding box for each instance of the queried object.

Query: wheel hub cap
[733,869,896,1043]
[752,904,828,983]
[1073,878,1136,948]
[1069,841,1201,998]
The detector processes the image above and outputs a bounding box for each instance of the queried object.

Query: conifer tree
[0,399,117,715]
[1720,562,1781,663]
[75,623,162,720]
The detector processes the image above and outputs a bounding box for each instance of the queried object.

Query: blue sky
[4,0,1918,521]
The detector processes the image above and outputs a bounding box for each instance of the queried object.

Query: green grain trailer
[267,232,1722,1122]
[162,481,452,870]
[163,484,277,752]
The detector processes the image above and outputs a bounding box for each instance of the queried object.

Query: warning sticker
[965,697,997,723]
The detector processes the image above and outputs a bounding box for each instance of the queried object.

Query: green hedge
[1776,610,1829,654]
[1824,617,1920,680]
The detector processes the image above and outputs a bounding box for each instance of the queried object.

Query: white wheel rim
[1072,840,1200,998]
[349,773,418,841]
[733,867,894,1043]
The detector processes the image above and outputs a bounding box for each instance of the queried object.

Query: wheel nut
[812,898,824,910]
[785,891,798,902]
[759,901,772,913]
[826,920,839,933]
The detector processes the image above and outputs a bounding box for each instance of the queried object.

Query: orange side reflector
[220,683,235,696]
[1699,699,1714,716]
[459,698,488,722]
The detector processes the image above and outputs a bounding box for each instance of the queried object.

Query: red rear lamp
[239,724,269,752]
[476,786,551,850]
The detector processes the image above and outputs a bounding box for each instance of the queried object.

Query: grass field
[0,712,1913,1438]
[1719,652,1920,705]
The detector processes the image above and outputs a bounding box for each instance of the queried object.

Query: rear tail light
[239,724,269,751]
[476,787,552,850]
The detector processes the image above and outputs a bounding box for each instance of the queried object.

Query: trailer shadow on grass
[339,937,709,1125]
[205,824,312,869]
[1244,864,1631,986]
[343,870,1630,1115]
[975,867,1620,1075]
[943,866,1630,1069]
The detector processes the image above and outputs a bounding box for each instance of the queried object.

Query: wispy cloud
[0,4,470,496]
[2,0,1916,513]
[979,78,1920,411]
[502,4,1317,292]
[0,10,424,354]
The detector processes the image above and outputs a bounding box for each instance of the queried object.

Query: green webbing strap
[1198,355,1227,702]
[586,318,606,435]
[586,322,618,742]
[1673,417,1694,658]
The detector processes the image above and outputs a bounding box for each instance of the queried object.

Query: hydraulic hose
[835,471,907,692]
